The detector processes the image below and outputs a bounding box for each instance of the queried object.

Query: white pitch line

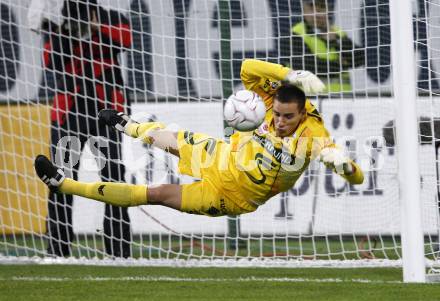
[0,276,403,284]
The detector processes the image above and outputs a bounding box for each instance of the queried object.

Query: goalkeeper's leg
[34,155,252,215]
[98,109,180,157]
[34,155,183,210]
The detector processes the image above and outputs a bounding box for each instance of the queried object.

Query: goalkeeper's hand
[285,70,326,95]
[320,147,354,175]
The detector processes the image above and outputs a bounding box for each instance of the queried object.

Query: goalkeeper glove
[285,70,326,95]
[98,109,138,133]
[320,147,354,175]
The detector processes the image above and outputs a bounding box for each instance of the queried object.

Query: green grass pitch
[1,265,440,301]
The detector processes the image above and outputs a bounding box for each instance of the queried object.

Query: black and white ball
[224,90,266,131]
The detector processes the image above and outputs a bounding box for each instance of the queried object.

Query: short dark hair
[275,83,306,111]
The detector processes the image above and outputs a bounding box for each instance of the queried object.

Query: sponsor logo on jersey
[263,79,280,92]
[252,132,296,165]
[256,121,269,134]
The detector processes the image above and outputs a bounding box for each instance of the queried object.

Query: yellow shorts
[177,130,257,217]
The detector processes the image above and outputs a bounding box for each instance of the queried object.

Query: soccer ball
[224,90,266,131]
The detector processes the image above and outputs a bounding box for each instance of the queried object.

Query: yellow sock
[126,122,165,144]
[59,178,148,207]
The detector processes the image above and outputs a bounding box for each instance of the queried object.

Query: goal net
[0,0,439,269]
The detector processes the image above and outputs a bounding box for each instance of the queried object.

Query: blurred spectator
[41,0,132,257]
[289,0,365,93]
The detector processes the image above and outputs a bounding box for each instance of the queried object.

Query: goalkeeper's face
[273,100,305,138]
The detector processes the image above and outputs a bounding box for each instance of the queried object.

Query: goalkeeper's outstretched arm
[320,146,364,185]
[340,160,364,185]
[240,59,325,96]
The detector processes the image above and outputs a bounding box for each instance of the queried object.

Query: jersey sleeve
[240,59,291,90]
[240,59,291,108]
[320,141,364,185]
[294,122,364,185]
[340,161,364,184]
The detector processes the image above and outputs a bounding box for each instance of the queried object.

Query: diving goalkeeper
[34,59,364,217]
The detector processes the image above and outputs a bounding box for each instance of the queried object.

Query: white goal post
[1,0,440,283]
[390,0,425,282]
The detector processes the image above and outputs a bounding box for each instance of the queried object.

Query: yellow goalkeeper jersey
[227,59,363,206]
